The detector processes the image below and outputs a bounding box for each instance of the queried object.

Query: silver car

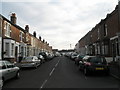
[20,56,41,68]
[0,60,20,88]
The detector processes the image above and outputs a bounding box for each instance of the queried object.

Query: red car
[74,55,85,65]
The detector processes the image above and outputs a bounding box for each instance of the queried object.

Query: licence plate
[96,68,104,70]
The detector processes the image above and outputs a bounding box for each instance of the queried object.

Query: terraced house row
[75,5,120,61]
[0,13,53,63]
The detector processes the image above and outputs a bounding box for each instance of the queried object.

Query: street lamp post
[70,44,71,49]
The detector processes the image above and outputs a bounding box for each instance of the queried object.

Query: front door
[15,46,18,62]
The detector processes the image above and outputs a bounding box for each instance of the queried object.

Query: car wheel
[76,62,79,66]
[35,64,38,69]
[84,68,89,76]
[15,72,20,79]
[78,65,82,71]
[78,66,80,71]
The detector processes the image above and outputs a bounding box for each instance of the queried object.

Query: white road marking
[40,79,48,88]
[55,60,59,67]
[40,59,61,89]
[49,68,55,76]
[55,63,58,67]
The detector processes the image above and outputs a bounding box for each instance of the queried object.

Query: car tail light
[85,62,91,66]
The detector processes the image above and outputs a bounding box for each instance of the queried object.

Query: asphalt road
[2,56,119,89]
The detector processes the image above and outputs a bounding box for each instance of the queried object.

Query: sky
[1,0,118,50]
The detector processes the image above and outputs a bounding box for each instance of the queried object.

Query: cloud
[2,0,52,2]
[2,0,118,50]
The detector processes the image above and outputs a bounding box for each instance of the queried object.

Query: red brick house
[76,5,120,61]
[1,13,53,62]
[1,13,27,62]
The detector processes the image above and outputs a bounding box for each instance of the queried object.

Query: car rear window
[88,57,106,63]
[79,55,85,59]
[73,54,77,56]
[22,57,33,61]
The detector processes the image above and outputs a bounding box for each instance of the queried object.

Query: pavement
[105,57,120,80]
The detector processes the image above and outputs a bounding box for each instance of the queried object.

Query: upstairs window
[20,32,23,42]
[104,24,107,36]
[98,28,100,39]
[4,22,11,37]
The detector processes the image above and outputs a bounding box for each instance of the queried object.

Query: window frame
[4,22,11,37]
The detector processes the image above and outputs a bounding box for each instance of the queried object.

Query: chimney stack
[33,31,36,37]
[11,13,17,24]
[25,25,29,32]
[39,36,41,40]
[43,39,45,43]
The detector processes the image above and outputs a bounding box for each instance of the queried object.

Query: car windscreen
[72,54,77,56]
[79,55,85,59]
[0,62,5,69]
[22,57,33,61]
[88,57,106,64]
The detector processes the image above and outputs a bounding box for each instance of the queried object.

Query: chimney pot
[39,36,41,40]
[11,13,17,24]
[25,25,29,32]
[33,31,36,37]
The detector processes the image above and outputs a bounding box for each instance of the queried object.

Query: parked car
[39,52,48,61]
[0,60,20,88]
[70,53,78,60]
[47,53,54,60]
[38,55,45,64]
[79,56,109,76]
[65,52,72,58]
[75,54,85,65]
[20,56,41,68]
